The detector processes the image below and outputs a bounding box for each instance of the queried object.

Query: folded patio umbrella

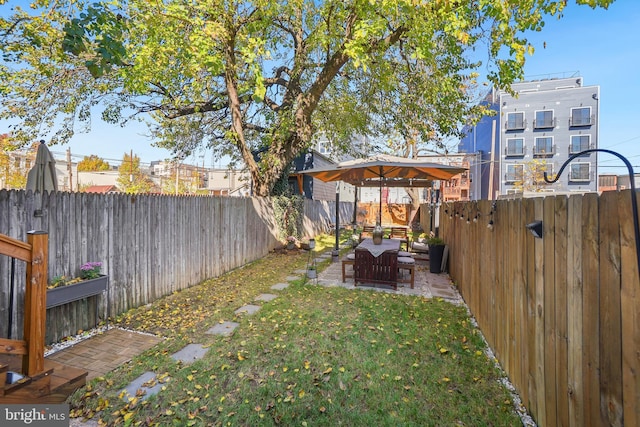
[26,140,58,193]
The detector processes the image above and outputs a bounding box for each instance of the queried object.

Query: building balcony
[533,118,556,129]
[533,145,556,157]
[568,115,595,127]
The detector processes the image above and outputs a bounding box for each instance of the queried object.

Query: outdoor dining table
[354,238,401,289]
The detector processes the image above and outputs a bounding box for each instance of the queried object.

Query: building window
[505,112,525,130]
[317,139,331,155]
[569,163,591,181]
[533,137,554,157]
[570,107,592,126]
[505,138,525,156]
[534,110,555,128]
[505,164,524,183]
[570,135,591,154]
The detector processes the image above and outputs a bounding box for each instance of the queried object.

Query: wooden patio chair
[359,225,376,242]
[389,227,409,251]
[354,248,398,290]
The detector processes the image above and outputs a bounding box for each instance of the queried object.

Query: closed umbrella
[26,140,58,193]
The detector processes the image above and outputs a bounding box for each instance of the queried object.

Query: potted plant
[47,261,108,309]
[426,236,446,274]
[286,235,297,250]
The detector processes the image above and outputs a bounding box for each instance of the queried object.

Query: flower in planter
[286,236,297,244]
[48,275,83,289]
[48,261,103,289]
[80,261,102,280]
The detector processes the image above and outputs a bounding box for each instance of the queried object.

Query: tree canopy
[116,152,155,193]
[77,154,110,171]
[0,0,614,195]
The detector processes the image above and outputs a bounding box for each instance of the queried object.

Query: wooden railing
[0,231,47,377]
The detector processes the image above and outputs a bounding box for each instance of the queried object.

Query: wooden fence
[0,190,351,343]
[437,190,639,427]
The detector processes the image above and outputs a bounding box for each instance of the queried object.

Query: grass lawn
[69,236,522,426]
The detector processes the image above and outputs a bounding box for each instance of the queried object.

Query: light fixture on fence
[526,220,543,239]
[486,201,496,231]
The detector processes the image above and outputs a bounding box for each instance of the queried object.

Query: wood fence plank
[543,195,557,426]
[567,194,584,427]
[619,189,639,427]
[514,198,526,399]
[599,190,623,426]
[554,196,569,427]
[582,193,601,427]
[522,197,536,414]
[533,197,546,423]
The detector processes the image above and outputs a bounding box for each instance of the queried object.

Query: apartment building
[459,75,599,199]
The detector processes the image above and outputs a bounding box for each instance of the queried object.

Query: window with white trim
[569,163,591,181]
[505,164,524,183]
[317,139,331,155]
[534,137,554,156]
[506,112,525,130]
[534,110,554,128]
[505,138,525,156]
[570,107,592,126]
[570,135,591,154]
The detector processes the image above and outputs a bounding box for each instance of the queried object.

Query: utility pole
[129,149,133,183]
[175,160,179,195]
[66,148,73,191]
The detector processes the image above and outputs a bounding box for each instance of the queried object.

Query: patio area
[312,251,462,302]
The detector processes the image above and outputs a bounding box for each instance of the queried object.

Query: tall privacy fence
[437,190,639,427]
[0,190,352,343]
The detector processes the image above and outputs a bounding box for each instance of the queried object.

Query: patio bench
[397,256,415,289]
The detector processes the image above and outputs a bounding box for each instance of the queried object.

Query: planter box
[46,275,108,309]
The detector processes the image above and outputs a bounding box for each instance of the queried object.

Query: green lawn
[69,236,521,426]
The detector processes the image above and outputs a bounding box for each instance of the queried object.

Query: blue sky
[519,1,640,174]
[1,1,639,173]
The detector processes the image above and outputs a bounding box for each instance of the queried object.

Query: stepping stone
[285,275,300,282]
[121,371,165,402]
[206,321,239,337]
[294,269,307,274]
[234,304,261,315]
[255,293,277,302]
[271,283,289,291]
[171,343,208,364]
